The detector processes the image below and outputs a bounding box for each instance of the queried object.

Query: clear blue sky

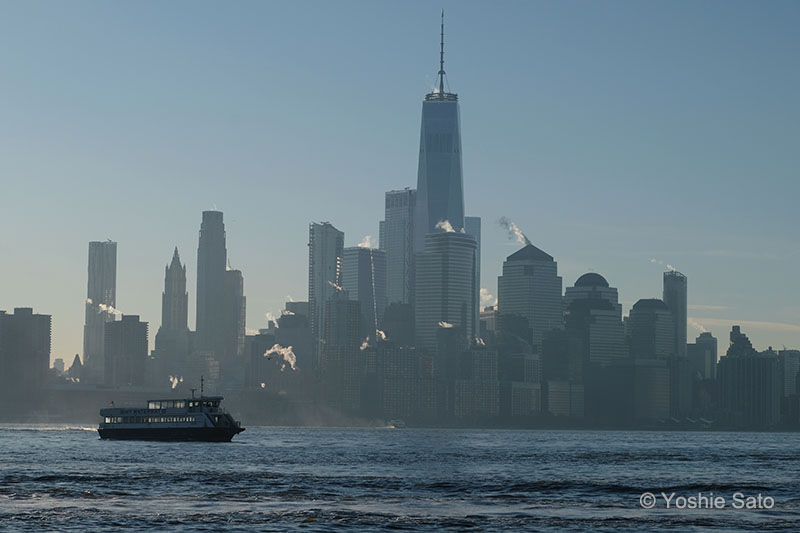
[1,0,798,363]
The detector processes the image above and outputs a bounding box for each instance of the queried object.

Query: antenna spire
[438,9,445,94]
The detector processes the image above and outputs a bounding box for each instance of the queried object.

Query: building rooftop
[574,272,609,288]
[506,244,553,263]
[632,298,669,311]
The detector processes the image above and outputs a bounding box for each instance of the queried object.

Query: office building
[496,244,563,351]
[104,315,148,387]
[382,189,416,305]
[0,308,51,394]
[308,222,344,367]
[414,232,477,351]
[196,211,227,358]
[414,13,465,250]
[663,271,688,359]
[153,248,190,383]
[83,240,117,383]
[342,246,387,339]
[718,326,781,428]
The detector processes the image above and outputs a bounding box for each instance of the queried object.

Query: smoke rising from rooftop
[498,217,531,246]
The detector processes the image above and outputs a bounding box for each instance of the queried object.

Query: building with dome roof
[564,273,622,318]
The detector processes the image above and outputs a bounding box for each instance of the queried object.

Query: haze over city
[1,0,798,363]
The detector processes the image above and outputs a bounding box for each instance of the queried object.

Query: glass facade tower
[414,14,465,252]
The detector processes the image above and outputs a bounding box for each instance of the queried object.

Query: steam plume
[264,344,297,371]
[438,321,454,328]
[357,235,376,248]
[650,258,677,272]
[480,288,497,307]
[688,318,708,333]
[328,280,343,292]
[435,220,456,233]
[498,217,531,246]
[87,298,122,317]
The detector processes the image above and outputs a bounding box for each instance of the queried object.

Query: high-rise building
[627,299,675,360]
[663,271,688,359]
[566,296,628,367]
[414,13,465,251]
[196,211,227,358]
[341,246,387,339]
[564,272,622,317]
[161,247,188,333]
[153,248,190,382]
[382,189,416,305]
[718,326,781,428]
[83,240,117,383]
[414,232,477,351]
[688,331,718,380]
[464,216,481,337]
[222,268,246,361]
[779,349,800,398]
[496,244,563,351]
[627,299,676,421]
[104,314,148,387]
[308,222,344,367]
[0,308,51,394]
[320,292,362,411]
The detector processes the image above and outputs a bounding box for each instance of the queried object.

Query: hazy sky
[1,1,798,364]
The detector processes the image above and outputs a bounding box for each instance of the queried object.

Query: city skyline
[1,2,799,363]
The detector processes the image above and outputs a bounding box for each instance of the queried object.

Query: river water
[1,425,798,531]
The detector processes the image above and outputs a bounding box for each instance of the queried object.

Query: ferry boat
[98,394,245,442]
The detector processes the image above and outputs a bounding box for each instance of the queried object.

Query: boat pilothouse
[98,394,245,442]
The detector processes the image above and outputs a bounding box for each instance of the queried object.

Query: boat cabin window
[147,400,187,409]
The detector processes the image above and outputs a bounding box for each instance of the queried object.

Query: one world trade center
[414,11,465,252]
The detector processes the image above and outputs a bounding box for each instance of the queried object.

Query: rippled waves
[1,426,798,531]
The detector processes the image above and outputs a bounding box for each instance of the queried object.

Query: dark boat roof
[147,396,224,403]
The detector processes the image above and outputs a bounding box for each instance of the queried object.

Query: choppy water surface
[1,425,799,531]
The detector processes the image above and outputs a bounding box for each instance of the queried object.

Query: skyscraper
[341,246,387,339]
[663,270,688,359]
[564,272,622,317]
[83,240,117,383]
[627,299,675,421]
[688,331,718,380]
[153,248,190,382]
[104,314,148,387]
[464,216,481,337]
[382,189,415,305]
[565,275,628,367]
[414,13,465,251]
[496,244,563,351]
[718,326,781,428]
[0,308,51,394]
[320,291,362,411]
[627,299,676,360]
[222,268,246,361]
[196,210,227,358]
[308,222,344,366]
[161,248,188,333]
[414,232,477,351]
